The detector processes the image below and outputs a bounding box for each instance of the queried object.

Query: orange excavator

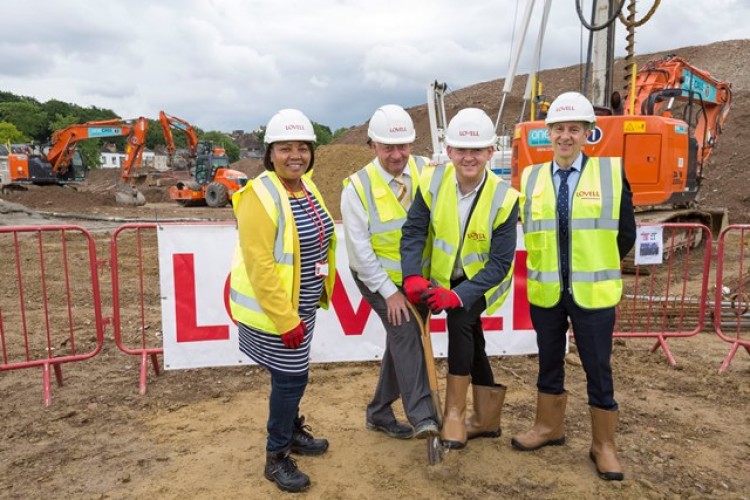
[0,117,149,206]
[48,117,149,205]
[159,111,247,207]
[0,142,85,187]
[512,56,732,235]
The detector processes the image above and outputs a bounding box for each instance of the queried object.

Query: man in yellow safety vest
[341,104,438,440]
[400,108,519,451]
[511,92,636,481]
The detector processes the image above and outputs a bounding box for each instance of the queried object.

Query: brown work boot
[440,374,470,449]
[589,406,624,481]
[466,383,506,439]
[511,391,567,451]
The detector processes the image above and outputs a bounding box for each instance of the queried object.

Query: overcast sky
[1,0,747,133]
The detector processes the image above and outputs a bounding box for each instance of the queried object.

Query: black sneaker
[291,415,329,456]
[366,419,414,439]
[264,450,311,493]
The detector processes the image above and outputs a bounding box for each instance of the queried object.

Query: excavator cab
[194,154,230,186]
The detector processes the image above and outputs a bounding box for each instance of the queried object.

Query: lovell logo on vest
[467,231,487,241]
[576,190,601,200]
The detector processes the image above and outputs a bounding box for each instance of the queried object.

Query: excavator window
[195,157,210,185]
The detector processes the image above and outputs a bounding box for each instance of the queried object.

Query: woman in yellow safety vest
[229,109,335,494]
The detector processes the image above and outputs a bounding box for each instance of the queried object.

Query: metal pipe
[495,0,536,131]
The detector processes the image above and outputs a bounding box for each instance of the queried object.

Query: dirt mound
[230,158,265,179]
[314,143,374,219]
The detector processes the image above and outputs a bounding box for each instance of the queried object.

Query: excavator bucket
[115,184,146,206]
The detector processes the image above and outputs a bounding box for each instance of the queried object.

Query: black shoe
[413,418,439,439]
[264,450,311,493]
[366,419,414,439]
[291,415,329,456]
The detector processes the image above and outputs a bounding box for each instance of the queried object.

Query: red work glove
[424,287,462,313]
[403,275,432,304]
[280,321,306,349]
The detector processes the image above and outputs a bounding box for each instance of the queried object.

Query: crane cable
[575,0,625,31]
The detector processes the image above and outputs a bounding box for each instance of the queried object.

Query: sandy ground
[0,199,748,499]
[1,331,748,499]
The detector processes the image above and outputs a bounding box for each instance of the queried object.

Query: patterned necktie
[558,169,571,280]
[393,175,409,209]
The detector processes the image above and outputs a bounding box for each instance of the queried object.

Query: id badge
[315,261,329,277]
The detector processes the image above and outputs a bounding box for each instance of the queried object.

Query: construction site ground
[1,39,749,499]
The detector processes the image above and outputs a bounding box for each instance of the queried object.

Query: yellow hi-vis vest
[520,157,623,309]
[343,155,427,286]
[229,171,336,334]
[420,163,518,315]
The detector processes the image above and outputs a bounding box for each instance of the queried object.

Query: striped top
[238,188,334,374]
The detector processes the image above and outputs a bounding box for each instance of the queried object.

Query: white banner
[158,223,537,370]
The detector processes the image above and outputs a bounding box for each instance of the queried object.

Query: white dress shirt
[341,158,412,299]
[451,170,486,279]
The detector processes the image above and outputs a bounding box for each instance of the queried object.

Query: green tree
[0,101,48,142]
[145,117,166,151]
[255,126,266,145]
[312,122,332,145]
[0,121,29,143]
[201,131,240,162]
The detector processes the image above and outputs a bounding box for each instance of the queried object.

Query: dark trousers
[446,280,494,386]
[353,274,435,425]
[266,368,308,452]
[530,288,617,410]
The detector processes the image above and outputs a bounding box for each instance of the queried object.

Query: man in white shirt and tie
[341,104,438,440]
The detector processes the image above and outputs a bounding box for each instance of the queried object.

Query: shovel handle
[406,302,443,428]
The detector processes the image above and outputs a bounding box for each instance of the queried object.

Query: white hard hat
[264,109,316,144]
[445,108,497,148]
[367,104,416,144]
[545,92,596,125]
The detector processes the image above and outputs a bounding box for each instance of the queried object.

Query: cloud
[0,0,743,132]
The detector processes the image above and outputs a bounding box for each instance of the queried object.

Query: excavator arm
[628,55,732,165]
[46,117,148,206]
[159,111,200,159]
[47,118,131,174]
[120,117,148,183]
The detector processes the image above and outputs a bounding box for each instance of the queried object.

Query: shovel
[407,302,444,465]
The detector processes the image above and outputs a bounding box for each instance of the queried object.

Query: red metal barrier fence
[0,225,106,406]
[615,223,713,366]
[713,224,750,373]
[1,220,737,406]
[110,223,163,395]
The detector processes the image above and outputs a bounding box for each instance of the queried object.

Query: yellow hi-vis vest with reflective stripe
[520,157,623,309]
[420,163,518,315]
[229,171,336,334]
[343,155,427,286]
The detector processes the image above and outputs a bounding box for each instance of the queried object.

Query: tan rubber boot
[589,407,624,481]
[465,384,506,439]
[440,374,470,449]
[511,391,567,451]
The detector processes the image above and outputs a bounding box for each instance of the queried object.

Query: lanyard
[279,177,327,261]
